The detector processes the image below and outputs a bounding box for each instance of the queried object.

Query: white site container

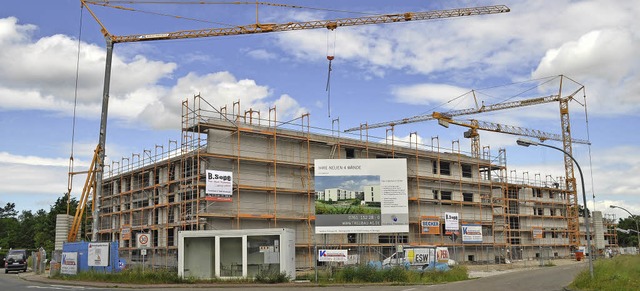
[178,228,295,280]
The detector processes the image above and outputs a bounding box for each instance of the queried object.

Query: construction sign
[205,170,233,202]
[121,226,131,240]
[532,227,543,239]
[318,249,348,262]
[137,233,151,249]
[421,216,441,234]
[444,212,459,231]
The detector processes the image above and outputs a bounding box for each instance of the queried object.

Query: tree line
[1,195,638,256]
[0,195,86,257]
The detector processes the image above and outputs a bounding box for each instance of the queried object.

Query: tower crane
[343,75,587,249]
[72,1,510,242]
[343,94,562,133]
[432,112,591,159]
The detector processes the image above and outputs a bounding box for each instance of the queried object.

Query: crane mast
[76,0,511,242]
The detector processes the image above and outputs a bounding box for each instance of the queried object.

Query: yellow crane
[71,1,510,241]
[344,75,587,248]
[432,112,591,158]
[344,93,562,132]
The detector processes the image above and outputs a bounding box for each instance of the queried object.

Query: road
[0,262,585,291]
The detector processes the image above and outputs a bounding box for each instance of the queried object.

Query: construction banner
[205,170,233,202]
[421,216,441,234]
[121,226,131,240]
[444,212,459,231]
[461,224,483,243]
[532,227,543,239]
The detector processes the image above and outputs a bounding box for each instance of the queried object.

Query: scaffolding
[93,94,578,269]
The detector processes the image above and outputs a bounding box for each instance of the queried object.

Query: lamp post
[610,205,640,252]
[516,138,593,278]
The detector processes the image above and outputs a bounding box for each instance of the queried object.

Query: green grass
[50,266,290,285]
[51,266,195,284]
[315,201,381,214]
[305,264,468,284]
[569,255,640,291]
[50,264,467,286]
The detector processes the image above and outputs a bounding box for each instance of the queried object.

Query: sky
[1,0,639,221]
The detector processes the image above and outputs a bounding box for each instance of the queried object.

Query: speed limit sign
[136,233,151,248]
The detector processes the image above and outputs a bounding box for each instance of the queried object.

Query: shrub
[254,269,290,283]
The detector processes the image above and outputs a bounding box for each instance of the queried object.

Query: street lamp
[610,205,640,252]
[516,138,594,278]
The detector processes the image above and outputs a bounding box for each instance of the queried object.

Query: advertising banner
[461,224,483,243]
[318,249,348,262]
[88,242,109,267]
[205,170,233,202]
[61,252,78,275]
[314,159,409,234]
[532,227,543,239]
[436,247,450,263]
[421,216,441,234]
[121,226,131,240]
[444,212,459,231]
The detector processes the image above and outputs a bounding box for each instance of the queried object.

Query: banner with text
[444,212,459,231]
[61,252,78,275]
[532,227,543,239]
[88,242,109,267]
[461,224,483,243]
[318,249,348,262]
[421,216,441,235]
[314,159,408,234]
[205,170,233,202]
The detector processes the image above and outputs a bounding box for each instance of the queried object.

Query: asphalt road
[1,262,585,291]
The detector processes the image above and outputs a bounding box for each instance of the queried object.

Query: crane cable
[582,88,597,211]
[326,29,336,117]
[67,5,85,215]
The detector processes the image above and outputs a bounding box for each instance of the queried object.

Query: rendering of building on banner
[314,159,408,234]
[89,95,616,272]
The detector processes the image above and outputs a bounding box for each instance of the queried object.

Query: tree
[617,216,640,247]
[578,204,591,218]
[0,194,81,254]
[0,215,19,249]
[0,202,17,219]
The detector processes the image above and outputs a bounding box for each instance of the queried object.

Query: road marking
[28,285,106,290]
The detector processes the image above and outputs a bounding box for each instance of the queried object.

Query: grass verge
[50,265,466,285]
[298,265,468,284]
[50,267,290,285]
[569,255,640,291]
[51,267,195,284]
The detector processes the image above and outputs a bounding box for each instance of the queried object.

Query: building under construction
[92,94,597,270]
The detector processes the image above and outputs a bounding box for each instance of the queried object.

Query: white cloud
[0,152,78,167]
[0,162,68,194]
[0,16,306,131]
[247,49,277,60]
[391,83,472,107]
[272,0,640,116]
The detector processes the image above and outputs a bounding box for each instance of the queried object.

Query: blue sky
[1,0,639,220]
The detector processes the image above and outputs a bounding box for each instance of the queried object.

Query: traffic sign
[137,233,151,249]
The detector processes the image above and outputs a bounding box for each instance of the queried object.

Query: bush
[332,264,467,284]
[382,266,409,282]
[254,269,290,283]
